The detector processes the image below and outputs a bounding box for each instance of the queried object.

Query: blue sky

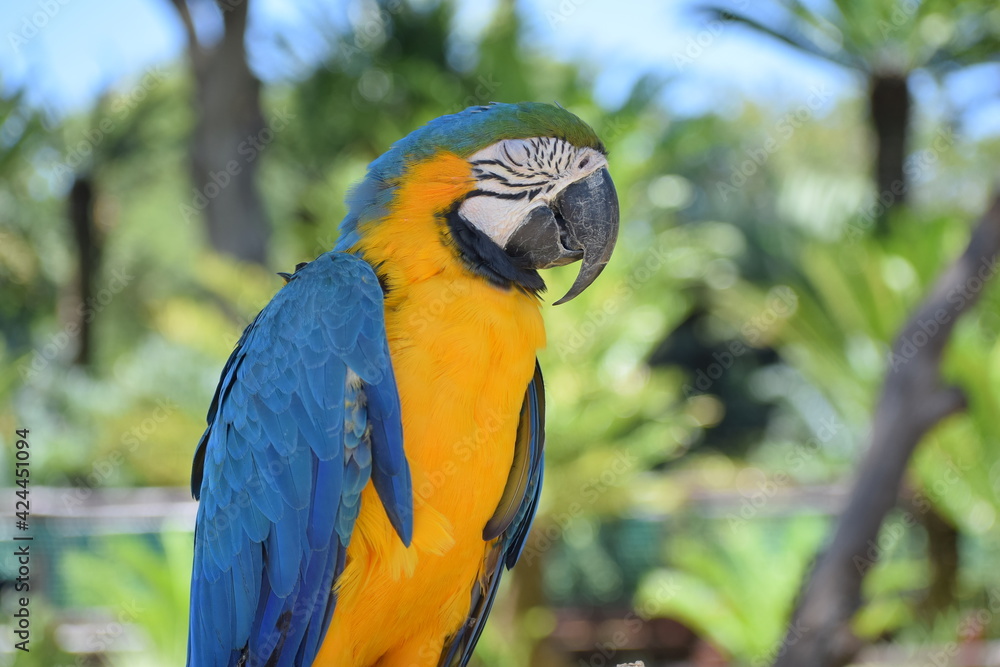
[1,0,998,136]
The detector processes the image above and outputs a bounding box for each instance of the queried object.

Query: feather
[186,252,411,667]
[439,361,546,667]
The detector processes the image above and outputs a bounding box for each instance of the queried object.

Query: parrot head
[338,102,619,304]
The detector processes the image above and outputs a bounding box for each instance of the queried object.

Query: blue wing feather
[187,251,412,667]
[438,360,546,667]
[365,370,414,544]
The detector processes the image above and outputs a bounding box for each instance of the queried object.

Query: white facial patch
[459,137,607,247]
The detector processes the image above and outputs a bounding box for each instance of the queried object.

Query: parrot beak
[504,167,620,304]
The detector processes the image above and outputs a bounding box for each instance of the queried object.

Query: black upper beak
[503,167,620,304]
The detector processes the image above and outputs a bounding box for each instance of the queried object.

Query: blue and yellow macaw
[187,102,619,667]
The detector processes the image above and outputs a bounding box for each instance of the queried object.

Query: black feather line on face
[464,188,530,201]
[442,202,546,296]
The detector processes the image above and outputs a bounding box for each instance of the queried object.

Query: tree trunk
[171,0,270,264]
[869,73,911,233]
[772,195,1000,667]
[67,176,99,366]
[920,505,959,618]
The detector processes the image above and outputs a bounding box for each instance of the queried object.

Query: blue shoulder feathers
[187,251,412,667]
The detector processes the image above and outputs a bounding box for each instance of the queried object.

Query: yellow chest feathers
[349,150,546,550]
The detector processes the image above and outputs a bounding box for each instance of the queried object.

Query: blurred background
[2,0,1000,665]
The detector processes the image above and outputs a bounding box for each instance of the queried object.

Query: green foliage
[702,0,1000,74]
[5,0,1000,664]
[59,530,192,667]
[5,601,76,667]
[635,515,827,665]
[751,202,1000,550]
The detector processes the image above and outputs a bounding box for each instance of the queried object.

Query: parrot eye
[460,137,608,249]
[451,136,619,303]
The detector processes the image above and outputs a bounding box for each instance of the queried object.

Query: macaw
[187,102,619,667]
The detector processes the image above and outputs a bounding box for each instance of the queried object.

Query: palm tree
[701,0,1000,234]
[697,3,1000,666]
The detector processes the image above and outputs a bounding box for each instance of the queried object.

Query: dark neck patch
[443,203,545,296]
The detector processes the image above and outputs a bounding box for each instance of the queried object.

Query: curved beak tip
[553,167,620,305]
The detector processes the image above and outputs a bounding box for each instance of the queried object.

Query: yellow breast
[316,153,546,666]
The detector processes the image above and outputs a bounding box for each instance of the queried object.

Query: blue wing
[187,251,413,667]
[439,361,546,667]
